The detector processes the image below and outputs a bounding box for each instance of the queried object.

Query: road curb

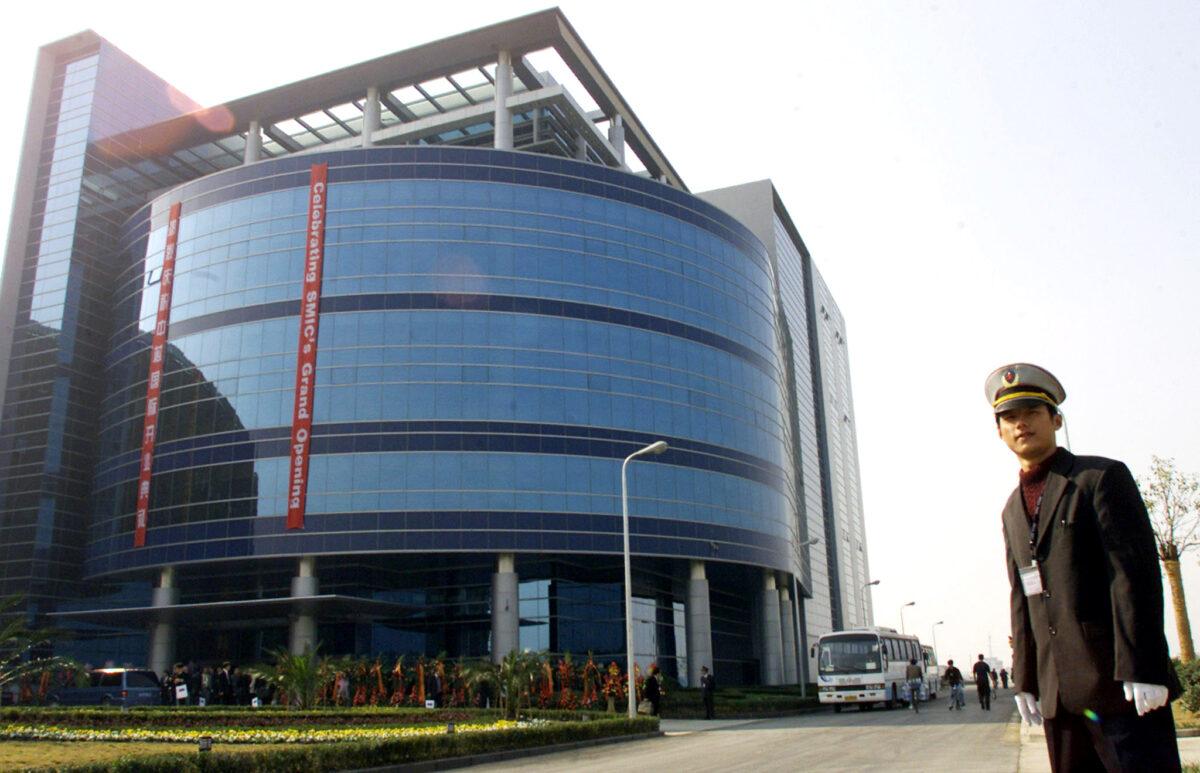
[352,730,664,772]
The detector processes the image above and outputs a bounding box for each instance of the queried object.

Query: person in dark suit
[215,662,233,706]
[643,665,662,716]
[987,363,1181,772]
[699,665,716,719]
[972,654,992,710]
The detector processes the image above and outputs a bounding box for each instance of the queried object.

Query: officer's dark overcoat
[1002,449,1179,719]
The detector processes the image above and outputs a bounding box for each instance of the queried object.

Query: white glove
[1014,691,1042,726]
[1123,681,1168,716]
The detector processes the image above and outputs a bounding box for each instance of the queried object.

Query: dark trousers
[1044,703,1181,773]
[977,682,991,709]
[703,692,714,719]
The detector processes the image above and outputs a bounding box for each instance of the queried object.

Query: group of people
[159,661,271,707]
[940,656,1008,711]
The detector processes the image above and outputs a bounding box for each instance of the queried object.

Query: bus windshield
[818,635,882,674]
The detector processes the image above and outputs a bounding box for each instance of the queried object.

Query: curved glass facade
[88,148,797,579]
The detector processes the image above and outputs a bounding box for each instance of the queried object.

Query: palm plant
[0,595,71,697]
[459,658,500,711]
[495,650,543,719]
[252,645,332,709]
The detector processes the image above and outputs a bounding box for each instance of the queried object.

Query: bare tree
[1140,456,1200,662]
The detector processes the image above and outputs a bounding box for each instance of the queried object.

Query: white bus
[813,627,930,711]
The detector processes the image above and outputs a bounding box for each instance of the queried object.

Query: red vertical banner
[286,164,329,530]
[134,202,183,547]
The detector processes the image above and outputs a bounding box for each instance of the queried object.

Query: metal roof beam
[262,124,303,153]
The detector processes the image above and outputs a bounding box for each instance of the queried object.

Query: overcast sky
[2,1,1198,672]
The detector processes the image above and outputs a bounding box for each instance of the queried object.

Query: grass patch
[0,741,265,770]
[1177,704,1200,729]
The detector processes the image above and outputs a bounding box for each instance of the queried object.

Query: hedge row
[0,706,618,729]
[46,717,658,772]
[659,687,818,718]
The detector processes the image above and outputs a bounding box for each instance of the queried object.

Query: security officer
[987,363,1181,772]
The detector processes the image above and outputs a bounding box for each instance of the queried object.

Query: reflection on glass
[818,634,882,674]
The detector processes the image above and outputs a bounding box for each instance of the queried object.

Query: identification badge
[1019,563,1044,596]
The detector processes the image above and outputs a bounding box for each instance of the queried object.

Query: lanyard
[1027,492,1044,553]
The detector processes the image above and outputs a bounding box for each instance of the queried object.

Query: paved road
[470,690,1023,773]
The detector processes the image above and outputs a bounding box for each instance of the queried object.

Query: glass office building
[0,10,868,686]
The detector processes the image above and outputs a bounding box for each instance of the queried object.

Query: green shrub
[1174,658,1200,713]
[654,686,818,719]
[46,717,658,772]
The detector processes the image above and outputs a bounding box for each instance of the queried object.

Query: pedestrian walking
[700,665,716,720]
[999,668,1008,690]
[905,658,924,711]
[987,363,1182,772]
[643,664,662,716]
[944,659,965,710]
[972,654,991,710]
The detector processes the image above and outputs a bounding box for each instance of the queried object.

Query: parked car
[47,668,161,707]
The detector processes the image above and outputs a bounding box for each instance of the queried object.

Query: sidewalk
[1017,716,1200,771]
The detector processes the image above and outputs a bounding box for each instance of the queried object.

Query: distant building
[0,10,869,685]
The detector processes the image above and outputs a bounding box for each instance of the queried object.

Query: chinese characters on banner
[286,164,329,530]
[134,202,182,547]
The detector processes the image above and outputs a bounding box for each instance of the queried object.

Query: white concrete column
[289,556,318,655]
[147,566,178,678]
[575,133,589,161]
[244,121,261,164]
[760,569,784,685]
[607,115,625,165]
[779,577,798,684]
[493,51,513,150]
[491,553,518,663]
[532,110,541,143]
[362,87,380,147]
[686,560,713,688]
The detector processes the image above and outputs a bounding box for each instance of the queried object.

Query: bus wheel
[833,705,842,713]
[884,685,896,709]
[858,703,869,711]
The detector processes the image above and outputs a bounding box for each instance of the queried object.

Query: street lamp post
[931,620,944,657]
[621,440,668,719]
[861,580,880,627]
[900,601,915,634]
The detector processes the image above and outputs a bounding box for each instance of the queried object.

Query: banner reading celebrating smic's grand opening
[286,164,329,530]
[134,201,183,548]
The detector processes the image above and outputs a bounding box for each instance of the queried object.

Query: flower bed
[0,707,497,729]
[36,717,658,772]
[0,707,599,729]
[0,719,522,744]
